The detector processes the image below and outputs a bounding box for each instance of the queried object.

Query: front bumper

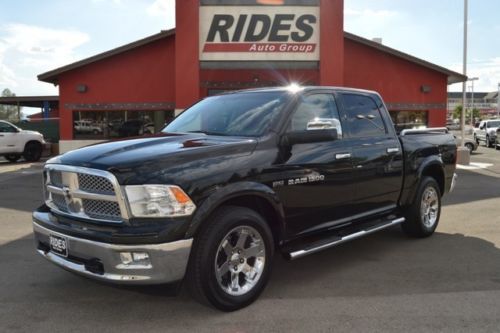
[33,221,193,284]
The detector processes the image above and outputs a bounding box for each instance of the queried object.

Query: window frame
[338,92,389,139]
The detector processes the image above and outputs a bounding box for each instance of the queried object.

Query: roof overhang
[344,32,467,85]
[36,28,466,87]
[0,96,59,108]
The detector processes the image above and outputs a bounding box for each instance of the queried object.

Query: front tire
[465,142,474,153]
[186,206,274,311]
[486,135,492,148]
[23,141,42,162]
[402,177,441,238]
[4,154,21,162]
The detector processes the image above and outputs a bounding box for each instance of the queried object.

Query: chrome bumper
[450,172,458,193]
[33,221,192,284]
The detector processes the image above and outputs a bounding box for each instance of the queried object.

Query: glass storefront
[73,110,174,140]
[389,110,428,132]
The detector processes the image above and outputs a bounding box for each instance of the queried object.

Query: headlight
[125,185,196,218]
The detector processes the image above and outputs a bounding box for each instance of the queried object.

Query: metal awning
[0,96,59,108]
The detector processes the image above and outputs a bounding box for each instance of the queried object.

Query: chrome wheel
[214,226,266,296]
[421,187,439,228]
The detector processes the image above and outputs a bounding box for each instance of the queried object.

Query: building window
[73,110,174,140]
[389,110,428,132]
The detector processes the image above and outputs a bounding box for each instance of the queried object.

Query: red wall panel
[58,36,175,139]
[320,0,344,86]
[343,39,448,127]
[175,0,199,109]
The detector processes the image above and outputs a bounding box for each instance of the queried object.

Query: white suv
[0,120,45,162]
[474,119,500,148]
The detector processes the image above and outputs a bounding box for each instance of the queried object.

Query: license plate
[49,235,68,257]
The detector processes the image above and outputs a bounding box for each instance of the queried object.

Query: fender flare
[401,155,445,207]
[185,181,286,239]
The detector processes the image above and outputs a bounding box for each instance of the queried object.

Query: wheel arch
[400,157,446,207]
[421,163,445,196]
[24,139,43,150]
[185,182,286,246]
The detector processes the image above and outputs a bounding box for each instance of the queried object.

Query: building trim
[386,103,447,111]
[200,61,319,70]
[65,102,175,111]
[200,0,319,6]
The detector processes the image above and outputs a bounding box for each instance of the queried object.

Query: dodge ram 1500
[33,86,457,311]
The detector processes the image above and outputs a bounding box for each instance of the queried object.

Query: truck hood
[21,130,42,136]
[51,133,258,184]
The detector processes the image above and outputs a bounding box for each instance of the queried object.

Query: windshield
[487,121,500,128]
[163,91,290,137]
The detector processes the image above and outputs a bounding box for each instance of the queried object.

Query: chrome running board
[288,217,405,260]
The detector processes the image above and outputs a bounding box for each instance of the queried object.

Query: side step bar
[288,217,405,260]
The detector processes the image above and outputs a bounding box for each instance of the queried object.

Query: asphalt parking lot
[1,147,500,332]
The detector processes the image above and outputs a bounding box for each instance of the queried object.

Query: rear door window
[342,94,387,138]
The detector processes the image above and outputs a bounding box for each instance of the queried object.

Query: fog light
[132,252,149,262]
[119,252,151,269]
[120,252,133,265]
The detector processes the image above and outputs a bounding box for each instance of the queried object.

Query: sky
[0,0,498,106]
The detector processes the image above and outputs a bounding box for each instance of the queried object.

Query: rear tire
[4,154,21,162]
[474,134,479,144]
[186,206,274,311]
[23,141,42,162]
[465,142,474,153]
[402,177,441,238]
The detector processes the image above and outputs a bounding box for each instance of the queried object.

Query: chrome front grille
[44,165,129,223]
[78,174,115,194]
[51,193,69,212]
[82,199,121,221]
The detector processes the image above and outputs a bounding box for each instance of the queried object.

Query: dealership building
[36,0,466,152]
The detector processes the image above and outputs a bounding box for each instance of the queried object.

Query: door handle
[335,153,351,160]
[387,147,400,154]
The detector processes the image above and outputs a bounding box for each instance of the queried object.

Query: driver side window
[289,93,343,137]
[0,122,17,133]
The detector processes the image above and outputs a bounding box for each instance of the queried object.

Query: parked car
[32,87,457,311]
[118,120,155,137]
[455,136,478,153]
[74,120,103,135]
[474,119,500,147]
[495,128,500,150]
[0,120,45,162]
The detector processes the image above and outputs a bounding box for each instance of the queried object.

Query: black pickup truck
[33,87,457,311]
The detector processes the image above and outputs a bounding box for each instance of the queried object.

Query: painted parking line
[457,162,494,170]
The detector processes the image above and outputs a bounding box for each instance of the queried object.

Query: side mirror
[282,128,338,146]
